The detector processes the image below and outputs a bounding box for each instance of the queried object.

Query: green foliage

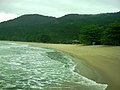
[101,22,120,46]
[79,25,103,45]
[40,35,51,43]
[0,12,120,45]
[79,22,120,46]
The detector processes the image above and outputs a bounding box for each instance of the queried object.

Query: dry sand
[1,41,120,90]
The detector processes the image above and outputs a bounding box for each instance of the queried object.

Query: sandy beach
[1,41,120,90]
[23,42,120,90]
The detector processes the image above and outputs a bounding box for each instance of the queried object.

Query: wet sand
[1,41,120,90]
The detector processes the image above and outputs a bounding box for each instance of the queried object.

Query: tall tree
[79,25,103,45]
[101,22,120,46]
[40,35,51,43]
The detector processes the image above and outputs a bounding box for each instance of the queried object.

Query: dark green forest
[0,12,120,45]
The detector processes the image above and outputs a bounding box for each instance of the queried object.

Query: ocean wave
[0,42,107,90]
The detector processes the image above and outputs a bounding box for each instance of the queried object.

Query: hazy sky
[0,0,120,22]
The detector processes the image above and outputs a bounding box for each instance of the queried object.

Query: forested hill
[0,12,120,45]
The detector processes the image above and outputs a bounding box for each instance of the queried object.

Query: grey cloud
[0,0,120,17]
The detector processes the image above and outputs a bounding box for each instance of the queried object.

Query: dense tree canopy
[101,22,120,46]
[0,12,120,45]
[79,25,103,45]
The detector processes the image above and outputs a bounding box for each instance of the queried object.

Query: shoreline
[59,50,102,82]
[1,41,120,90]
[23,43,102,81]
[26,43,120,90]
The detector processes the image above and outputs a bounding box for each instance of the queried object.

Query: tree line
[79,22,120,46]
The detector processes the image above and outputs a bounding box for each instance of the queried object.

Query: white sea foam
[0,42,108,90]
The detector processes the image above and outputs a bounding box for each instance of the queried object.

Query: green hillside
[0,12,120,45]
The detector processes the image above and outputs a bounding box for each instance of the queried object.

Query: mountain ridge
[0,11,120,44]
[1,11,120,24]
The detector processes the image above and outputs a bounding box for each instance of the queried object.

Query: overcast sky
[0,0,120,22]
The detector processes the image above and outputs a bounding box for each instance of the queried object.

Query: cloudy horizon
[0,0,120,22]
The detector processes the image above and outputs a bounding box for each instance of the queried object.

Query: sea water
[0,42,107,90]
